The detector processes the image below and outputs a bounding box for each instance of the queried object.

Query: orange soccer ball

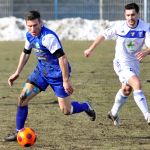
[17,127,37,147]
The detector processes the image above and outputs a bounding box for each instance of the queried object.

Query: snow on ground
[0,16,116,41]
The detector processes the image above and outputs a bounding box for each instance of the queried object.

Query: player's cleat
[4,132,17,142]
[147,116,150,125]
[85,102,96,121]
[107,111,120,126]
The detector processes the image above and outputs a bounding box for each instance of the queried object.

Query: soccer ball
[17,127,37,147]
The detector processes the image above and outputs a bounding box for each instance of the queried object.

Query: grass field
[1,41,150,150]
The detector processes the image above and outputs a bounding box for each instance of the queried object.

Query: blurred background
[0,0,149,41]
[1,0,149,21]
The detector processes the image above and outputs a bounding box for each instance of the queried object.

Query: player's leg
[16,83,41,132]
[108,84,132,125]
[50,80,96,121]
[57,96,96,121]
[109,60,132,125]
[4,67,48,141]
[128,75,150,123]
[111,84,131,116]
[4,82,41,141]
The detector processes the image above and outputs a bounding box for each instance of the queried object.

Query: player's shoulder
[138,19,149,26]
[138,19,150,31]
[41,26,60,46]
[115,20,126,26]
[41,25,56,35]
[114,20,126,32]
[26,31,34,42]
[41,25,59,39]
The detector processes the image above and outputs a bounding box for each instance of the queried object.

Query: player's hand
[63,80,74,95]
[8,73,19,87]
[135,51,148,61]
[84,49,93,57]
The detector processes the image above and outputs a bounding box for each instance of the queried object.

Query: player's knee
[123,86,132,96]
[132,81,141,90]
[18,95,28,107]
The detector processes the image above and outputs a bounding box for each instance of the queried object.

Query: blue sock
[16,106,28,132]
[71,101,89,114]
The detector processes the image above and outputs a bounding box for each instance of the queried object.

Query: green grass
[1,41,150,149]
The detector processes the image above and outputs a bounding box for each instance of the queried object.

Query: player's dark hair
[25,10,41,21]
[125,3,139,13]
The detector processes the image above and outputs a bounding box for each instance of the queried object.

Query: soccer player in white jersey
[84,3,150,126]
[4,10,96,141]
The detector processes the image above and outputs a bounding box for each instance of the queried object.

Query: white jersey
[102,19,150,63]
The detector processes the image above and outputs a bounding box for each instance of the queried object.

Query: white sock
[70,105,73,114]
[133,90,149,120]
[111,89,128,116]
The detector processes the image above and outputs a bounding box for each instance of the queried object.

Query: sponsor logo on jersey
[138,31,144,38]
[34,42,40,49]
[130,31,135,37]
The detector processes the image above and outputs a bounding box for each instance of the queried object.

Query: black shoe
[4,132,17,142]
[85,102,96,121]
[147,115,150,125]
[107,111,120,126]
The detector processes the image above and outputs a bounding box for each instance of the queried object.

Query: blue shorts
[27,65,70,98]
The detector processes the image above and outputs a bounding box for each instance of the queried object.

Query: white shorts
[113,59,140,84]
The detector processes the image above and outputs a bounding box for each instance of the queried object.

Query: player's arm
[135,48,150,61]
[43,34,73,94]
[15,51,30,75]
[8,51,30,87]
[135,31,150,61]
[84,34,105,57]
[84,23,117,58]
[54,50,73,95]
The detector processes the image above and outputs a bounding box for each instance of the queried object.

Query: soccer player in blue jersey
[84,3,150,126]
[4,10,96,141]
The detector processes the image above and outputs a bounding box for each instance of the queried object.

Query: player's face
[26,19,42,36]
[124,9,139,28]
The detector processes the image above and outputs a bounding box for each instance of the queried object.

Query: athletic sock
[111,89,128,116]
[70,101,89,114]
[133,90,149,120]
[16,106,28,132]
